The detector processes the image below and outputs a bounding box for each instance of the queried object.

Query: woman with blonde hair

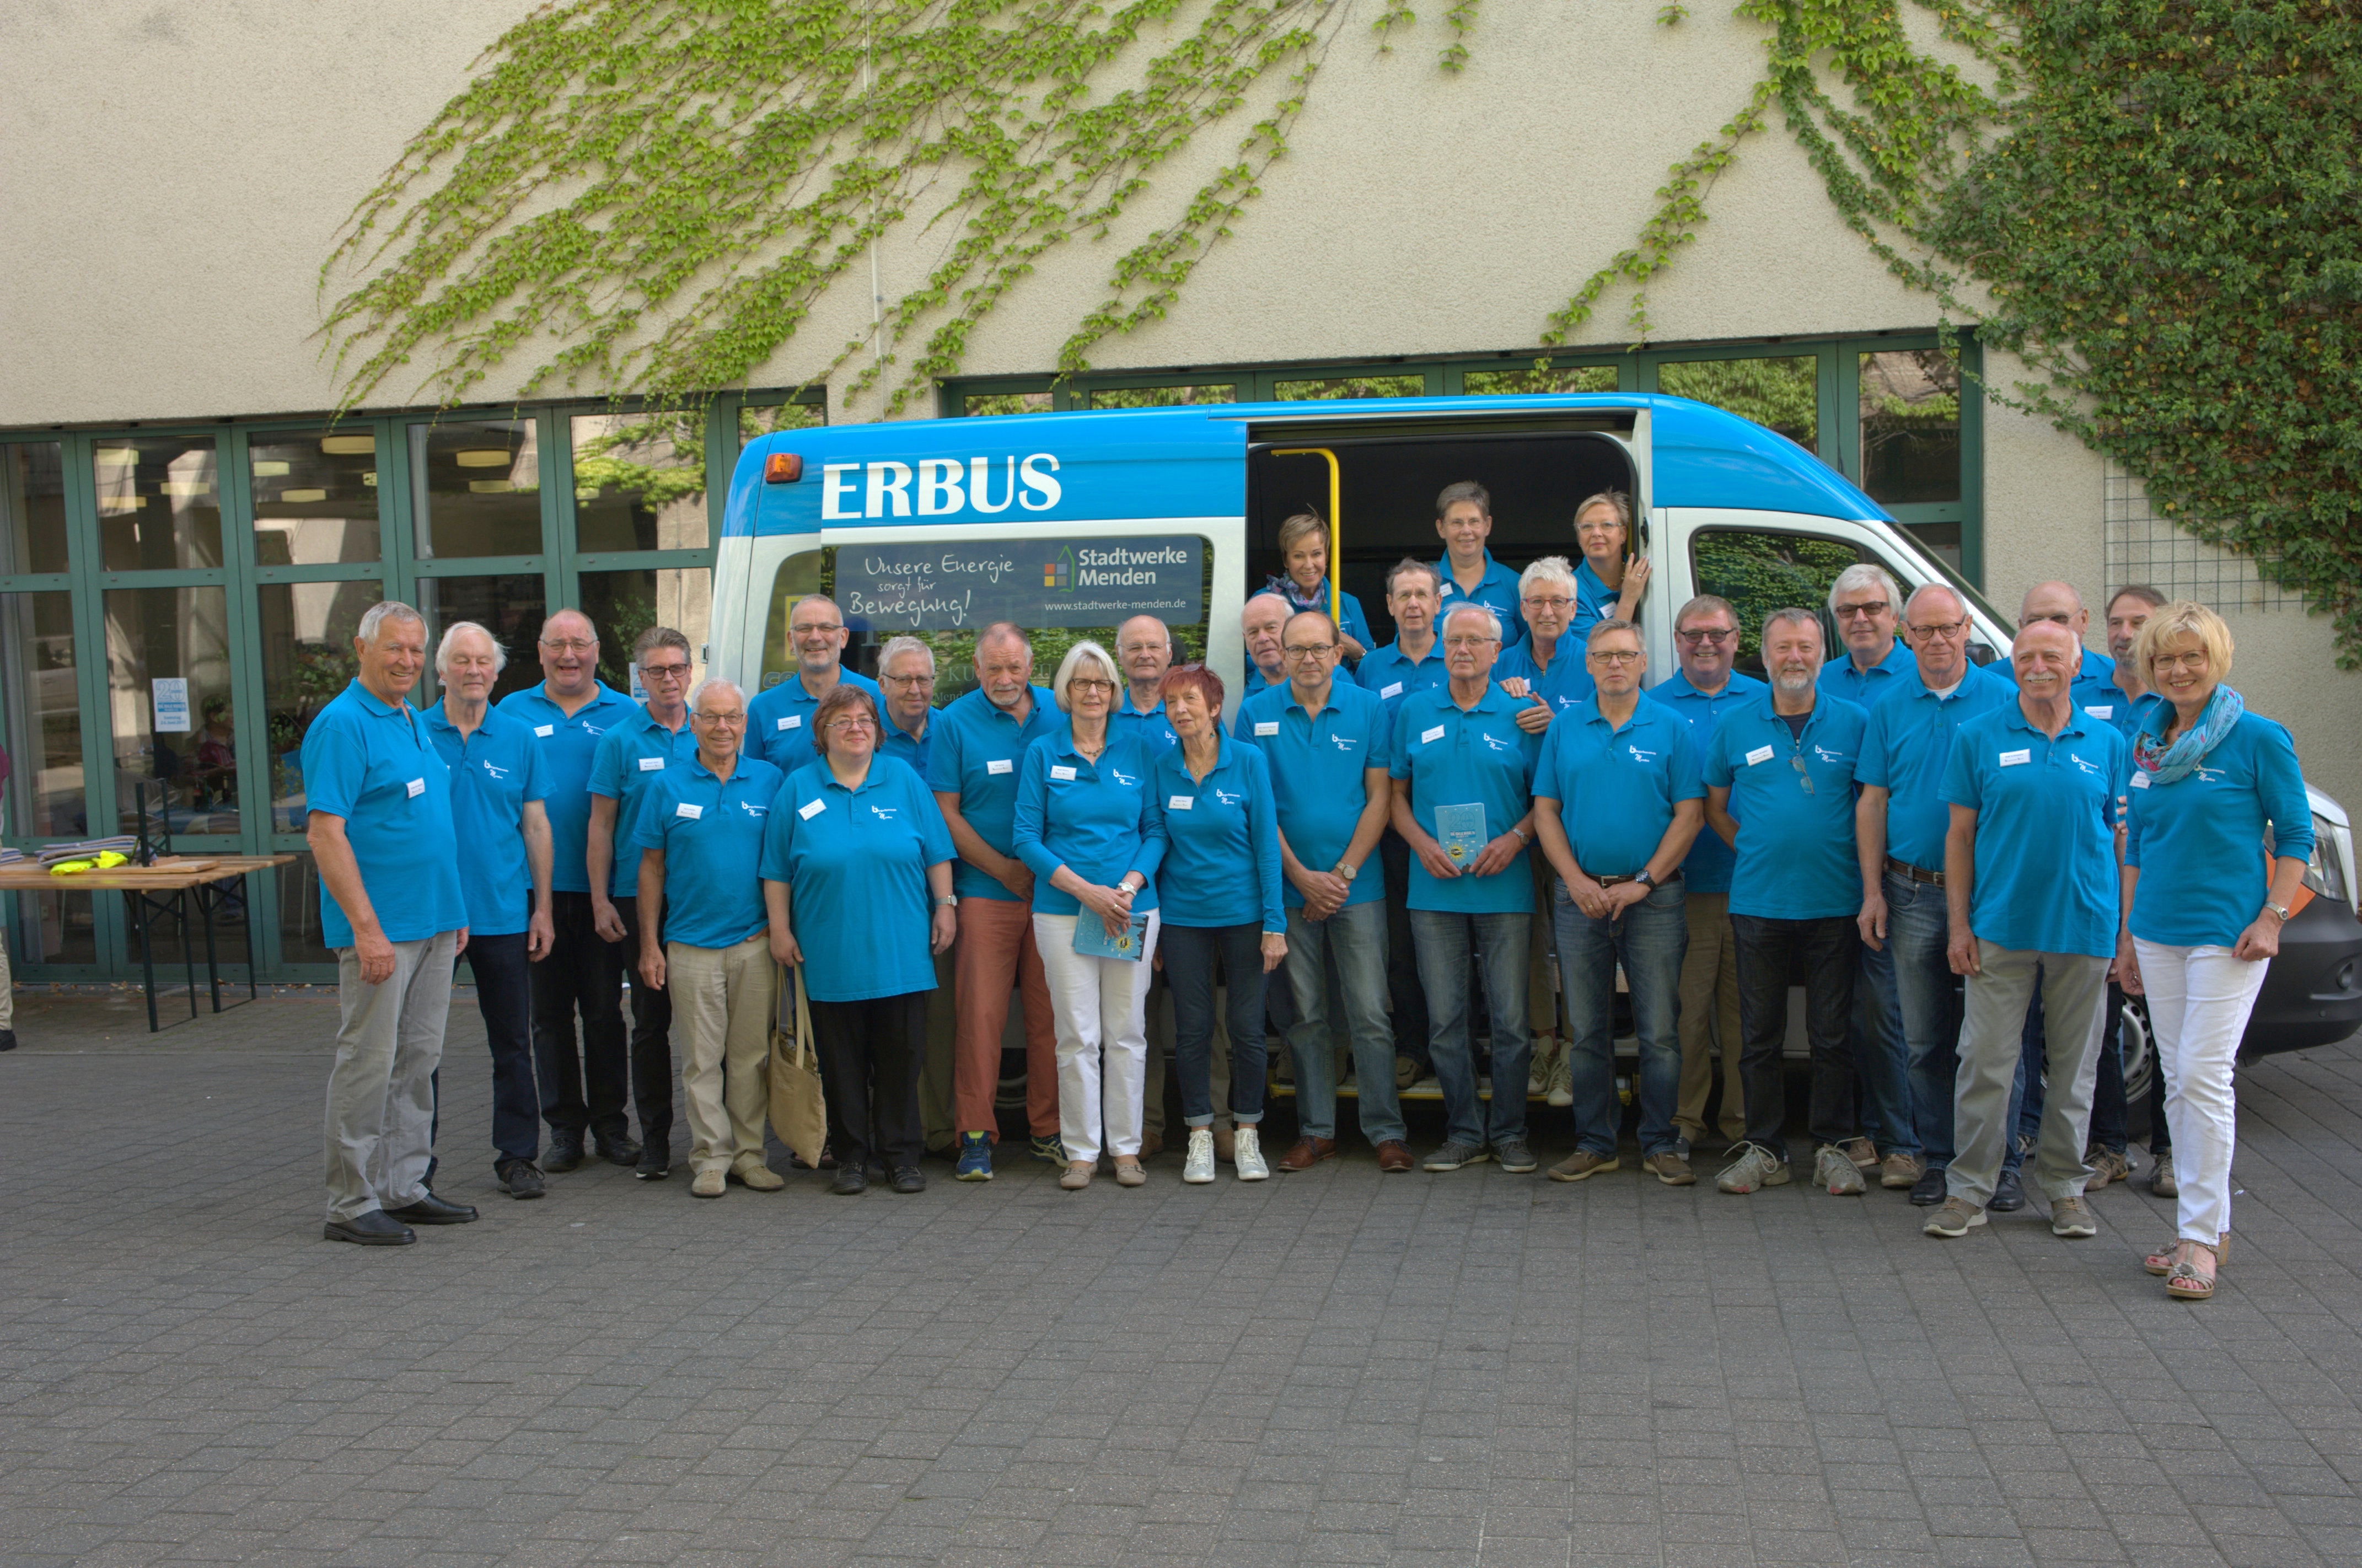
[1266,509,1375,665]
[2118,601,2312,1301]
[1570,490,1651,640]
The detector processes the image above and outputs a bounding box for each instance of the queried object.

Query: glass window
[1657,357,1818,448]
[1271,374,1425,400]
[277,852,338,966]
[582,567,710,696]
[248,428,382,565]
[1,442,69,576]
[1,590,87,837]
[94,436,223,571]
[571,411,708,552]
[1688,526,1876,676]
[962,391,1051,417]
[1463,364,1618,396]
[1085,385,1238,409]
[739,399,825,446]
[104,586,238,836]
[1858,350,1961,506]
[257,581,378,833]
[8,888,96,967]
[409,421,543,559]
[416,574,546,706]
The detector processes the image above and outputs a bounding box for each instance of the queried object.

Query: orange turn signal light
[764,452,803,484]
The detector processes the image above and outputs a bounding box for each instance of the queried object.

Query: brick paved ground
[3,987,2359,1568]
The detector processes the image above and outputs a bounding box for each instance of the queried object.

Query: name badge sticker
[2130,771,2150,790]
[1999,749,2031,767]
[1049,764,1078,781]
[637,756,665,772]
[405,777,426,798]
[779,715,802,731]
[986,758,1014,775]
[1168,794,1195,810]
[1254,721,1280,736]
[797,798,826,820]
[675,802,704,819]
[1421,724,1446,745]
[534,724,555,738]
[1744,744,1775,766]
[1380,682,1404,699]
[2085,705,2113,719]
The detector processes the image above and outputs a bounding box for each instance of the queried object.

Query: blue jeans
[1284,901,1404,1145]
[1409,909,1532,1147]
[1379,833,1431,1070]
[1553,879,1688,1157]
[1880,871,1955,1166]
[1161,922,1268,1127]
[1852,933,1915,1158]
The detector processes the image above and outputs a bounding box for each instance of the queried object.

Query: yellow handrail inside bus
[1270,447,1341,625]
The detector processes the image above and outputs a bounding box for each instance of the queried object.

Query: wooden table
[0,855,300,1031]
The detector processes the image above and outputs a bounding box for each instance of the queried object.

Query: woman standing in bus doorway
[2117,602,2312,1302]
[1012,642,1169,1191]
[1266,510,1375,668]
[1570,491,1652,641]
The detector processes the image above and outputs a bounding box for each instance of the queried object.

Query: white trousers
[1034,910,1161,1164]
[2135,939,2268,1244]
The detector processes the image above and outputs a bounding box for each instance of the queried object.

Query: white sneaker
[1232,1126,1270,1181]
[1546,1046,1575,1108]
[1183,1128,1216,1184]
[1527,1035,1557,1097]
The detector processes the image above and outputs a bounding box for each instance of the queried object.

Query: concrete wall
[3,0,2356,813]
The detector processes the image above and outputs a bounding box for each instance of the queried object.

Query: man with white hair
[1244,589,1355,697]
[876,634,957,1157]
[1819,562,1914,710]
[307,600,471,1245]
[424,621,557,1199]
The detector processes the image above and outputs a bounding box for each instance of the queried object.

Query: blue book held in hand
[1435,802,1488,869]
[1073,911,1151,961]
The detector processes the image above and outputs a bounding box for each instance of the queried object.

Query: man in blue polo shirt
[306,601,472,1246]
[1820,562,1915,710]
[2020,579,2117,693]
[583,626,701,1180]
[1533,618,1704,1185]
[1652,594,1765,1154]
[1924,621,2129,1241]
[1358,559,1450,1086]
[1238,610,1408,1173]
[1854,584,2015,1205]
[1392,604,1543,1174]
[1242,591,1355,698]
[1112,616,1179,754]
[633,678,785,1200]
[1703,608,1874,1198]
[874,633,954,1157]
[1432,480,1526,650]
[746,594,882,769]
[928,622,1068,1176]
[497,610,637,1178]
[424,622,554,1200]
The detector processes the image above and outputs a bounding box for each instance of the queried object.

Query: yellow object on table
[50,851,131,875]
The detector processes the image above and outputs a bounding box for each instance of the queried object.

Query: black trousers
[1731,914,1860,1157]
[808,990,927,1173]
[468,931,540,1166]
[530,892,629,1139]
[613,895,675,1155]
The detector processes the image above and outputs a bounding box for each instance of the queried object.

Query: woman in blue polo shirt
[1570,491,1650,641]
[2119,602,2312,1302]
[763,684,956,1197]
[1144,664,1285,1184]
[1265,509,1375,668]
[1011,641,1168,1191]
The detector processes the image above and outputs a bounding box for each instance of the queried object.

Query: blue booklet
[1073,911,1151,962]
[1435,802,1488,868]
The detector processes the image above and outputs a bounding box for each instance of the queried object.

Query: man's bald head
[2019,580,2089,639]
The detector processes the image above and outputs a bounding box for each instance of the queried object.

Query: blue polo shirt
[2071,662,2150,738]
[2124,707,2313,948]
[1110,694,1178,756]
[1243,661,1356,699]
[1533,695,1704,878]
[630,754,785,950]
[1571,558,1619,642]
[1494,633,1597,718]
[1855,664,2016,872]
[1649,669,1767,894]
[1940,703,2126,958]
[1236,679,1392,910]
[1265,580,1376,654]
[301,679,466,949]
[1144,736,1284,932]
[1358,637,1450,726]
[1702,693,1869,920]
[1388,684,1541,914]
[925,685,1065,903]
[746,667,884,770]
[422,700,549,936]
[881,706,936,777]
[1818,637,1916,710]
[496,681,635,894]
[1011,731,1167,917]
[588,706,701,896]
[761,755,953,1002]
[1435,549,1527,649]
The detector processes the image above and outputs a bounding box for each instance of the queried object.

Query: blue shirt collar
[1660,669,1742,701]
[1436,547,1510,588]
[2000,700,2092,740]
[343,678,414,719]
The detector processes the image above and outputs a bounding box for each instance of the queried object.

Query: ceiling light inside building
[454,449,513,468]
[320,435,375,455]
[251,461,291,477]
[469,479,515,493]
[278,489,328,504]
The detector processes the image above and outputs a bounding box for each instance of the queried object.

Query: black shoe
[496,1161,546,1200]
[384,1193,479,1225]
[830,1166,867,1196]
[0,1028,16,1051]
[595,1132,642,1168]
[324,1210,416,1246]
[544,1131,586,1174]
[1909,1166,1946,1206]
[891,1166,926,1194]
[1990,1168,2026,1213]
[634,1145,670,1181]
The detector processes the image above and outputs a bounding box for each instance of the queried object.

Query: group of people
[309,481,2309,1305]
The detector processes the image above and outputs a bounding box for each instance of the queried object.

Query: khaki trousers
[1674,892,1746,1143]
[669,934,774,1177]
[325,930,457,1221]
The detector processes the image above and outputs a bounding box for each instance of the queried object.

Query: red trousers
[953,896,1060,1139]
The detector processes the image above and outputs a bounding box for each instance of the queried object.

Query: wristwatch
[934,895,958,908]
[1334,861,1359,882]
[1634,869,1657,889]
[1510,825,1531,845]
[2264,900,2291,921]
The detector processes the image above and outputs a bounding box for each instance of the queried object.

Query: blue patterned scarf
[2133,682,2243,784]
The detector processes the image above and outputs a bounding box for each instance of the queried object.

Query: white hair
[1442,603,1500,638]
[688,677,745,712]
[434,620,506,677]
[357,600,425,647]
[1827,562,1903,614]
[1051,641,1118,713]
[878,635,935,674]
[1518,555,1577,598]
[1902,581,1964,623]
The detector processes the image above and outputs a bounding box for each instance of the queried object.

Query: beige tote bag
[767,964,828,1168]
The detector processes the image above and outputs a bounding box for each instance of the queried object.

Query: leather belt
[1596,872,1681,888]
[1884,855,1944,887]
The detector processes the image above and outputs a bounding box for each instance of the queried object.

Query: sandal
[2164,1240,2218,1301]
[2144,1232,2229,1276]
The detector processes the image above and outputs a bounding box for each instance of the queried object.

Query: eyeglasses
[880,672,935,686]
[1442,635,1498,650]
[640,662,692,680]
[1284,643,1336,658]
[824,716,876,733]
[789,622,844,637]
[1069,678,1116,695]
[1591,649,1642,665]
[1675,627,1737,645]
[1520,595,1573,611]
[1905,620,1968,641]
[2021,610,2077,627]
[2152,649,2209,671]
[694,711,746,726]
[1833,602,1891,620]
[541,637,595,653]
[1792,754,1815,795]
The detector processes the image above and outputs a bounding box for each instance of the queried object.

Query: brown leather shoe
[1140,1131,1164,1158]
[1376,1140,1414,1173]
[1275,1136,1339,1172]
